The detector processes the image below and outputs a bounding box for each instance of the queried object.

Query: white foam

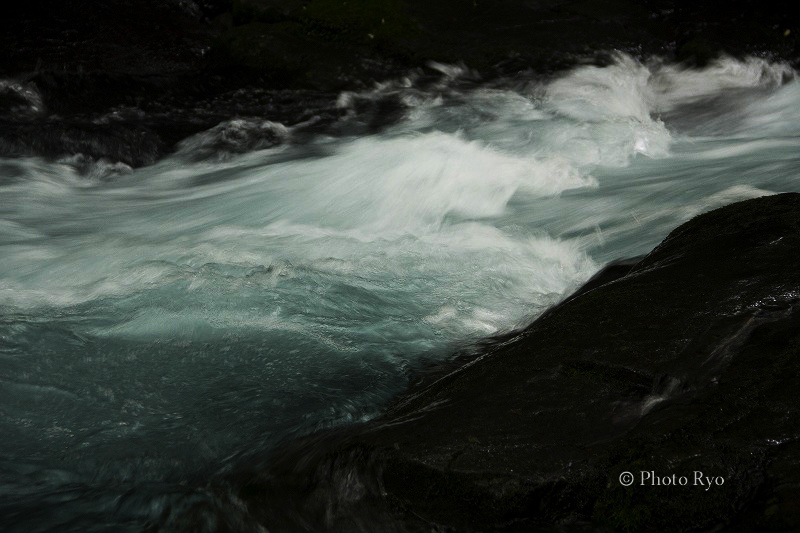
[647,56,794,112]
[0,54,796,346]
[546,54,655,123]
[738,80,800,136]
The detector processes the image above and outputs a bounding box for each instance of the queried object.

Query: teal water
[1,54,798,529]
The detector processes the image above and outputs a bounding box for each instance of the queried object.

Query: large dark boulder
[229,193,800,531]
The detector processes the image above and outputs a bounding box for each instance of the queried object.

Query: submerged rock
[227,193,800,531]
[175,118,289,161]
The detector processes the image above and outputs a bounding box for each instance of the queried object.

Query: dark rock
[206,0,800,91]
[226,193,800,531]
[0,119,164,168]
[195,0,235,20]
[175,118,289,161]
[300,0,420,51]
[232,0,308,24]
[672,0,798,66]
[210,22,315,79]
[209,20,413,91]
[0,79,44,118]
[2,0,213,76]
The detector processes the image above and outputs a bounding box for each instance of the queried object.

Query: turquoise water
[1,54,798,528]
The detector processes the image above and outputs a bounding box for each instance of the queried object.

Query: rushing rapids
[1,54,799,529]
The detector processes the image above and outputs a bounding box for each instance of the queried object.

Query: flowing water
[1,54,799,529]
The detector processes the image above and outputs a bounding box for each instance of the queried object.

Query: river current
[1,54,799,529]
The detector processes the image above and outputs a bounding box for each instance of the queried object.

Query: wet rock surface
[227,193,800,531]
